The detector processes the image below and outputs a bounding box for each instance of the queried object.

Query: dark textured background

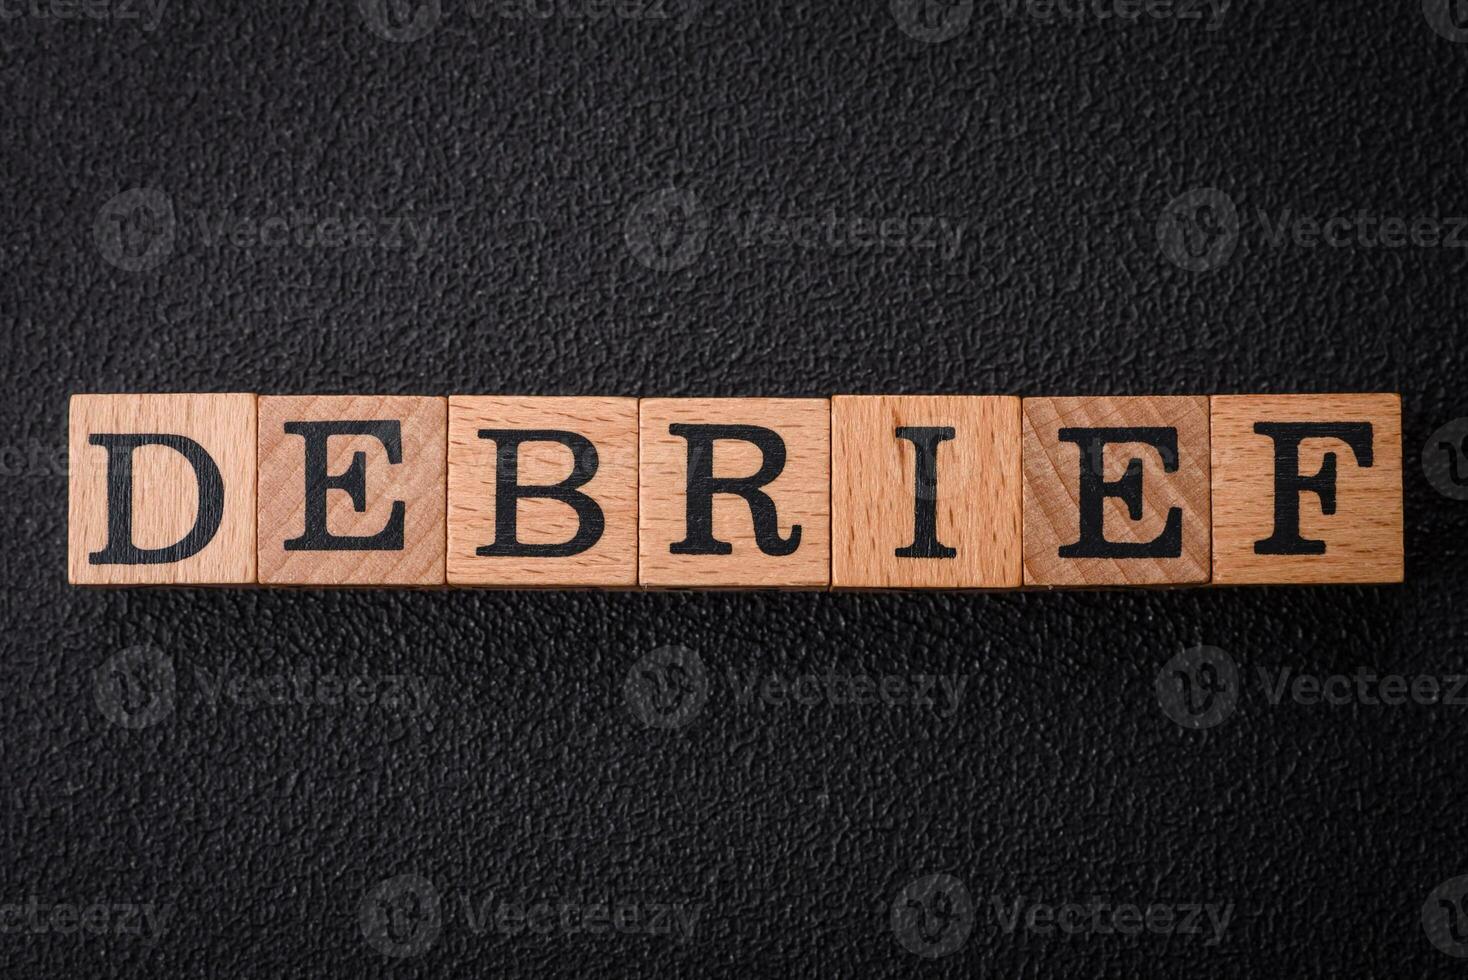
[5,0,1467,974]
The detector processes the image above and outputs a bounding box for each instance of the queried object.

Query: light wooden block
[447,396,638,588]
[1022,395,1211,587]
[257,395,446,586]
[830,395,1021,589]
[1211,393,1403,584]
[69,393,257,585]
[639,398,829,589]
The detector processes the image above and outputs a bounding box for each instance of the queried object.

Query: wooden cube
[1022,395,1211,587]
[257,395,446,586]
[69,393,257,585]
[1211,393,1403,584]
[447,396,638,588]
[831,395,1020,589]
[639,398,829,589]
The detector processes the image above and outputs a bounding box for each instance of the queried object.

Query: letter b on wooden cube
[831,395,1021,589]
[447,396,639,587]
[69,393,257,585]
[640,398,830,588]
[257,395,446,586]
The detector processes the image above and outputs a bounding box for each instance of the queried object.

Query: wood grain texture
[257,395,445,586]
[68,393,257,585]
[1022,395,1211,587]
[639,398,829,589]
[1211,393,1403,584]
[831,395,1020,589]
[447,396,638,588]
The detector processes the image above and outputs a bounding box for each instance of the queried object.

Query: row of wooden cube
[67,393,1404,588]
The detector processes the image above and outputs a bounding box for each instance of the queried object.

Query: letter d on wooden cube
[68,393,258,585]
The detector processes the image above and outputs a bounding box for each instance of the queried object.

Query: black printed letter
[476,429,604,558]
[1057,427,1183,559]
[283,420,405,552]
[88,433,224,565]
[668,424,800,557]
[1253,422,1373,556]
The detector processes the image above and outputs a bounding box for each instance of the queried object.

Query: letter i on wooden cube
[69,393,258,585]
[446,396,639,588]
[1210,393,1403,584]
[639,398,830,589]
[256,395,446,586]
[830,395,1021,589]
[1022,396,1211,587]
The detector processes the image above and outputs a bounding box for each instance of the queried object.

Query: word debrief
[67,392,1404,588]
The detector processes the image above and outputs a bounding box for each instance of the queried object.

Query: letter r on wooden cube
[68,393,257,585]
[1211,393,1403,584]
[831,395,1021,589]
[639,398,830,589]
[257,395,446,586]
[1022,395,1211,587]
[447,396,639,588]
